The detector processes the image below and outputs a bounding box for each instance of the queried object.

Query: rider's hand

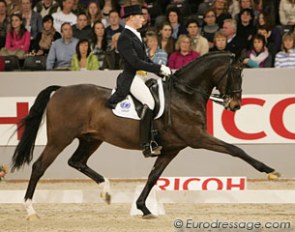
[160,65,172,76]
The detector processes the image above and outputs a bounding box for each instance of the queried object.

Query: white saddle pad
[112,78,165,120]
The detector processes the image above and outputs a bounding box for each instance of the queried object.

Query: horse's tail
[12,85,61,171]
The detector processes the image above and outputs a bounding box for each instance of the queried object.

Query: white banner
[0,94,294,145]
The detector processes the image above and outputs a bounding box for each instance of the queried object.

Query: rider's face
[130,14,144,29]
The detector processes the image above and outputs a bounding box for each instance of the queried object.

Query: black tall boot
[140,105,162,157]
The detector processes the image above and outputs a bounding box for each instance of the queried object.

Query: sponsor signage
[155,177,247,191]
[0,94,294,145]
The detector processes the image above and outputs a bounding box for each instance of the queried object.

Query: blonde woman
[274,32,295,68]
[168,34,200,69]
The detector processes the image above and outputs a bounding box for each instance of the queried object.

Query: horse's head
[216,56,243,112]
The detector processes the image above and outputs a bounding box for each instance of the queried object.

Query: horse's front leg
[136,151,179,218]
[197,133,280,180]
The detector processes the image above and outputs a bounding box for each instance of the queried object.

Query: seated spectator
[168,34,200,69]
[32,15,61,55]
[52,0,77,33]
[212,0,232,28]
[166,5,187,40]
[72,12,92,40]
[256,11,282,54]
[241,34,272,68]
[105,10,123,50]
[0,0,9,49]
[186,18,209,56]
[7,0,21,15]
[236,8,256,49]
[86,1,106,27]
[72,0,85,15]
[102,32,123,70]
[158,21,175,57]
[145,31,168,65]
[139,6,151,38]
[21,0,42,41]
[0,13,30,59]
[210,31,228,52]
[279,0,295,31]
[202,9,219,49]
[99,0,121,26]
[46,22,78,70]
[33,0,59,18]
[257,25,277,65]
[91,20,107,68]
[274,32,295,68]
[71,39,99,71]
[234,0,259,23]
[223,18,246,59]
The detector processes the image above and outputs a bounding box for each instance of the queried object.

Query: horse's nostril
[234,105,241,110]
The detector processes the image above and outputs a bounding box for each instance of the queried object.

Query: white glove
[160,65,172,76]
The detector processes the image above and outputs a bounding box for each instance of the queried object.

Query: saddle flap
[111,78,165,120]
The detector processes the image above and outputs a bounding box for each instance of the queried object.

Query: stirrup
[142,141,162,158]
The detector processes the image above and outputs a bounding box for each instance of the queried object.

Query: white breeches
[130,74,158,110]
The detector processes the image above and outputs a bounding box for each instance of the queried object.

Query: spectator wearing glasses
[202,9,219,49]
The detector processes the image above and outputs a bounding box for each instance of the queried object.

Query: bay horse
[11,51,280,220]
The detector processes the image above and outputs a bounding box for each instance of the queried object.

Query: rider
[106,5,172,158]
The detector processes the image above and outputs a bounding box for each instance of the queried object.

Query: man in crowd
[46,22,78,70]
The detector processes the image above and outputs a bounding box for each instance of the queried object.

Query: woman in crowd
[158,21,175,58]
[166,6,186,40]
[32,15,61,55]
[209,31,228,52]
[275,32,295,68]
[168,34,200,69]
[202,9,219,49]
[0,13,30,59]
[90,20,108,69]
[71,39,99,71]
[86,1,106,27]
[145,31,168,65]
[242,33,272,68]
[237,8,256,49]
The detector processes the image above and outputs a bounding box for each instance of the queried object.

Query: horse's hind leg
[68,137,111,204]
[24,143,65,220]
[200,134,280,179]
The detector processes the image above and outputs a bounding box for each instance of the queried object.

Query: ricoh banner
[0,94,294,145]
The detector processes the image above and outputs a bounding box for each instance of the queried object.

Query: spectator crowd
[0,0,295,71]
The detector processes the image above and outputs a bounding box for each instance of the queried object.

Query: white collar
[125,25,142,42]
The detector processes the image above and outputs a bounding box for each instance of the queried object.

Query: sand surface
[1,179,295,232]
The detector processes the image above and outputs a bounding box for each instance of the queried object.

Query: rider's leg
[130,75,162,157]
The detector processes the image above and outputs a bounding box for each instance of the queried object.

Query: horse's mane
[174,51,233,78]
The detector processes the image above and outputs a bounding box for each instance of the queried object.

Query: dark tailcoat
[107,28,161,105]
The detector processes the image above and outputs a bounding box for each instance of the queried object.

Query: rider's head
[123,5,144,30]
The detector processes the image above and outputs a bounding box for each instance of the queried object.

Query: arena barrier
[0,69,294,179]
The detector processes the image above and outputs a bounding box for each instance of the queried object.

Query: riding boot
[140,105,162,158]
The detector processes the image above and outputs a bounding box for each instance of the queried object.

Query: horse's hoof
[26,213,40,221]
[142,214,157,219]
[100,192,111,204]
[267,171,281,180]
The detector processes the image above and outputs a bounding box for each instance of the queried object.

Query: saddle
[111,78,165,120]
